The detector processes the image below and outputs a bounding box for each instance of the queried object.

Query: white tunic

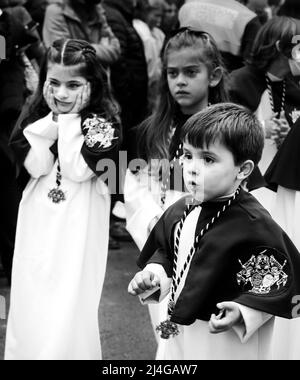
[144,207,275,360]
[5,113,111,360]
[269,187,300,360]
[124,167,184,342]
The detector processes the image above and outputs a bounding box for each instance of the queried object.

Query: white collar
[266,72,284,82]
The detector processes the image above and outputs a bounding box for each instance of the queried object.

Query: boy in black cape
[128,103,300,360]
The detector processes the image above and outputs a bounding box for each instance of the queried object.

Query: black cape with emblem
[137,189,300,325]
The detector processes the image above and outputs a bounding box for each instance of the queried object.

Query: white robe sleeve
[23,113,58,178]
[57,114,95,183]
[124,168,164,251]
[138,264,171,304]
[232,303,274,343]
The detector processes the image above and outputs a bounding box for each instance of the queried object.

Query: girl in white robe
[265,116,300,360]
[5,39,121,360]
[229,16,300,210]
[124,28,228,347]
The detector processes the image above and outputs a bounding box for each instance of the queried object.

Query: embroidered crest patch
[83,114,118,149]
[237,249,288,295]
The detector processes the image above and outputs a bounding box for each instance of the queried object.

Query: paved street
[0,242,157,360]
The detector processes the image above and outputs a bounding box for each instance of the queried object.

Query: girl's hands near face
[70,83,91,113]
[209,302,243,334]
[43,81,60,120]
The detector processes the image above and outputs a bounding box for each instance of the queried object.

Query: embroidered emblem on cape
[83,115,117,149]
[237,250,288,295]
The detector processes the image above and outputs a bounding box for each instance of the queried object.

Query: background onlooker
[179,0,262,71]
[161,0,179,38]
[24,0,48,36]
[0,0,44,284]
[103,0,148,160]
[43,0,120,65]
[242,0,270,24]
[134,0,166,112]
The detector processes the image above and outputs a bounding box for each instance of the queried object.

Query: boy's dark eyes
[204,156,214,164]
[182,153,215,164]
[183,152,192,160]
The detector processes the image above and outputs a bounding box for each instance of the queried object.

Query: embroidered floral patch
[237,249,288,295]
[83,114,118,149]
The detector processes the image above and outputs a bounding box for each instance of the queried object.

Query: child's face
[46,63,88,114]
[182,140,241,202]
[167,47,211,115]
[146,8,163,29]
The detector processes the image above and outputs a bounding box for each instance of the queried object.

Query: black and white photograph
[1,0,300,363]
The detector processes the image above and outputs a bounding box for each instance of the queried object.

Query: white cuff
[232,303,273,343]
[138,264,171,304]
[24,112,58,141]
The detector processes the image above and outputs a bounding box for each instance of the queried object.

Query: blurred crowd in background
[0,0,299,283]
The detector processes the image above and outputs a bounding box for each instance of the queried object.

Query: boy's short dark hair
[181,103,265,166]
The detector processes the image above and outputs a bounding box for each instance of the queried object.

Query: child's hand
[128,271,160,296]
[264,113,281,139]
[276,111,290,143]
[209,302,242,334]
[43,81,60,119]
[70,83,91,113]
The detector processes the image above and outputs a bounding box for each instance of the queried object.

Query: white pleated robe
[5,113,110,360]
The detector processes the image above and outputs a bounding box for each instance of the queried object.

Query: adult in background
[161,0,179,38]
[103,0,148,161]
[134,0,166,113]
[43,0,120,65]
[179,0,262,71]
[241,0,269,24]
[102,0,148,246]
[0,0,44,284]
[25,0,48,36]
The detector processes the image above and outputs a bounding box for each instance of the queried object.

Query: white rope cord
[168,187,241,315]
[265,75,286,115]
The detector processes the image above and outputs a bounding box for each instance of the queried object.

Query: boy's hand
[128,271,160,296]
[209,302,243,334]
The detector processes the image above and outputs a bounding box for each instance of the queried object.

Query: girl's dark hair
[181,103,265,166]
[17,39,120,130]
[140,28,228,160]
[248,16,300,70]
